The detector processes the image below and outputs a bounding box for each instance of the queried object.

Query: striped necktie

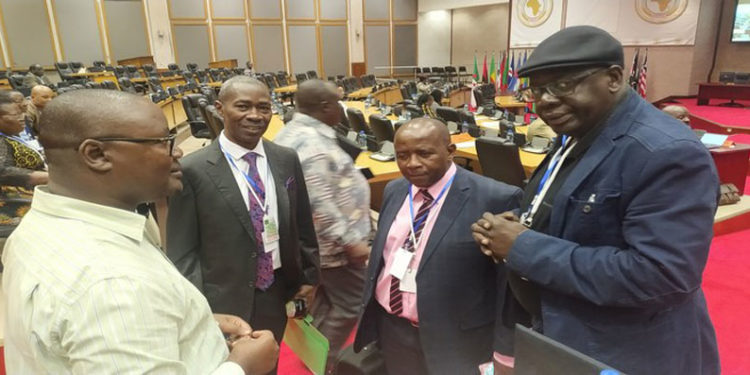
[243,152,274,290]
[389,189,434,315]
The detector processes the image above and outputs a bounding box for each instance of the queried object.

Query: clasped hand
[471,211,528,262]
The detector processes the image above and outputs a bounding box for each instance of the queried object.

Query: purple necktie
[389,189,434,315]
[243,152,274,290]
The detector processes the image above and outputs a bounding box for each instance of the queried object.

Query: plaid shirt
[275,113,371,268]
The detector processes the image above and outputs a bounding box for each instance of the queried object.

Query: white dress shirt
[1,186,243,374]
[218,131,281,269]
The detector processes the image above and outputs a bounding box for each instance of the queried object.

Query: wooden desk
[710,143,750,193]
[0,78,12,90]
[495,95,527,115]
[348,86,374,100]
[697,83,750,105]
[209,59,238,69]
[117,56,154,67]
[445,87,472,108]
[372,86,403,106]
[274,84,297,94]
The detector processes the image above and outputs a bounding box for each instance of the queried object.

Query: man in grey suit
[167,77,320,372]
[354,118,522,374]
[22,64,51,88]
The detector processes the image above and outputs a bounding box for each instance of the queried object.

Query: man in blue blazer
[354,118,522,374]
[473,26,720,374]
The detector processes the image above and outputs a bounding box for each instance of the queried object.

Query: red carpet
[676,98,750,129]
[279,226,750,374]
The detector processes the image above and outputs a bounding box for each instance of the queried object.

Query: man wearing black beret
[472,26,720,374]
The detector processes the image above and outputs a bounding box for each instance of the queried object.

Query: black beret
[518,26,624,77]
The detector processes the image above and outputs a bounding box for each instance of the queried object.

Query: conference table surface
[263,101,546,184]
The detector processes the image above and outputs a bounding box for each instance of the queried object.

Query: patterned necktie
[389,189,434,315]
[243,152,274,290]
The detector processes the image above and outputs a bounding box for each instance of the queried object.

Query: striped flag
[472,52,479,83]
[489,53,496,85]
[508,52,519,92]
[500,51,509,92]
[637,51,648,98]
[481,53,488,83]
[496,51,505,93]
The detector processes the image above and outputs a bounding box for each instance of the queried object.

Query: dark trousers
[375,305,429,375]
[250,270,288,375]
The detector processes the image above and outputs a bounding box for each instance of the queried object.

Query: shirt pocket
[567,190,623,245]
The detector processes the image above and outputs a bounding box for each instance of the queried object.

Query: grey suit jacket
[166,140,320,321]
[354,166,522,374]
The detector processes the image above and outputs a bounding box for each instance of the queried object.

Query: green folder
[283,315,330,374]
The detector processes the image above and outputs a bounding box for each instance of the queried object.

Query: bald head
[662,105,690,125]
[396,117,451,145]
[31,85,53,109]
[394,118,455,187]
[218,76,268,102]
[39,89,155,152]
[295,79,340,126]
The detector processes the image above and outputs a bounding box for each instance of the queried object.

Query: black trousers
[250,269,288,375]
[375,305,430,375]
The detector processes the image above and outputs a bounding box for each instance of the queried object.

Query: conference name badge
[263,215,280,253]
[389,247,413,280]
[400,269,417,293]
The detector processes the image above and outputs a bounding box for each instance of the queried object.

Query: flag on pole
[468,82,478,112]
[508,52,519,92]
[501,51,510,92]
[497,51,506,92]
[629,49,640,91]
[489,53,496,85]
[520,50,529,89]
[472,52,479,83]
[481,53,488,83]
[637,51,648,99]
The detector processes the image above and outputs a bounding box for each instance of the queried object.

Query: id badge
[399,268,417,293]
[262,215,280,253]
[388,247,413,280]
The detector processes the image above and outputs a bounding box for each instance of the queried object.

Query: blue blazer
[508,91,721,375]
[354,167,522,374]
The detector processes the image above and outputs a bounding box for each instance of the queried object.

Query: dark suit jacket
[166,140,319,322]
[354,167,522,374]
[507,91,721,375]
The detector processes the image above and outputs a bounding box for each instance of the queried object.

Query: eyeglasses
[518,68,607,103]
[88,134,177,155]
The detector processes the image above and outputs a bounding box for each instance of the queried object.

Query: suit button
[251,252,257,259]
[582,204,592,214]
[248,282,254,288]
[369,276,375,281]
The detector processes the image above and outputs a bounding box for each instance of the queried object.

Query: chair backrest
[436,106,460,123]
[295,73,308,83]
[186,63,198,72]
[201,103,225,136]
[422,67,431,73]
[55,62,73,79]
[118,77,136,93]
[476,137,526,188]
[735,72,750,84]
[275,72,288,86]
[405,104,424,118]
[142,64,158,77]
[369,114,395,143]
[69,62,83,70]
[208,68,222,82]
[346,107,370,134]
[126,65,141,78]
[306,70,318,79]
[168,63,180,71]
[101,80,116,90]
[262,73,277,89]
[148,76,163,92]
[113,65,127,79]
[182,94,214,139]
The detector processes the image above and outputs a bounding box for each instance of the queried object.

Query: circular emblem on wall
[518,0,553,28]
[635,0,688,24]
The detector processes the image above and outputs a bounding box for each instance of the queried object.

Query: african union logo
[518,0,553,28]
[636,0,688,24]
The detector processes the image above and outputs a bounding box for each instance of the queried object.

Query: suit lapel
[417,168,469,274]
[548,93,639,236]
[204,142,257,241]
[264,141,291,239]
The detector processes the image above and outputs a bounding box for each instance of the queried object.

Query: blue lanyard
[407,173,456,243]
[221,148,267,209]
[534,135,569,196]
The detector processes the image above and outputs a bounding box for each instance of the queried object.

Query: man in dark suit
[167,77,320,366]
[354,118,522,374]
[22,64,51,88]
[472,26,720,375]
